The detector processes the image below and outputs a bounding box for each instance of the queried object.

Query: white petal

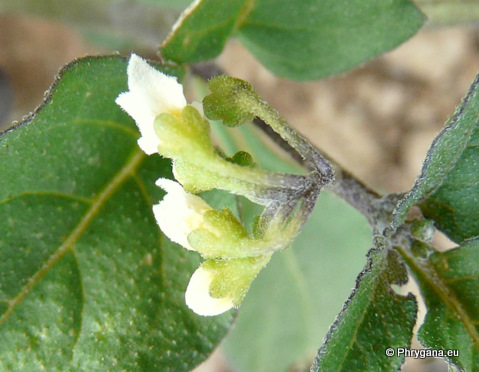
[115,54,187,155]
[116,92,159,155]
[153,179,212,250]
[155,178,185,195]
[127,54,186,115]
[185,267,234,316]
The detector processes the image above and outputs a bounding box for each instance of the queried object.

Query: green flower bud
[203,75,257,126]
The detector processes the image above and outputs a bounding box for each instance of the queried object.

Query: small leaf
[398,239,479,370]
[311,247,417,371]
[393,74,479,243]
[161,0,250,63]
[0,56,234,370]
[237,0,425,80]
[161,0,424,80]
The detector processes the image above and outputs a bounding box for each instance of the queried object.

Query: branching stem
[253,116,402,232]
[191,62,400,232]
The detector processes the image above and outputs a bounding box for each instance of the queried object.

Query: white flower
[185,266,234,316]
[115,54,187,155]
[153,179,236,316]
[153,178,212,250]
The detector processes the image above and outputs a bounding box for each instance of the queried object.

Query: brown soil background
[1,12,478,372]
[2,15,478,195]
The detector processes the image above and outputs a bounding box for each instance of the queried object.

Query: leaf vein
[335,253,385,371]
[0,191,92,207]
[0,149,145,327]
[396,245,479,350]
[72,118,139,138]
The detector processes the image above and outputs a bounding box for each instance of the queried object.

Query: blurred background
[1,5,478,196]
[0,1,478,371]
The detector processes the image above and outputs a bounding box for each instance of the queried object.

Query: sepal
[154,105,215,162]
[185,255,272,316]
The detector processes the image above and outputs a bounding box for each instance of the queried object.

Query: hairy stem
[253,117,395,230]
[191,62,395,230]
[250,101,334,183]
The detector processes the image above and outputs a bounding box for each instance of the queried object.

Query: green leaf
[0,0,183,49]
[162,0,424,80]
[0,56,234,371]
[312,247,417,371]
[393,74,479,243]
[160,0,250,63]
[237,0,425,80]
[397,239,479,370]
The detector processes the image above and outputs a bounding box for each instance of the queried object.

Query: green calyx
[187,205,301,260]
[153,103,270,198]
[154,105,216,162]
[173,158,261,196]
[187,208,252,259]
[203,255,272,306]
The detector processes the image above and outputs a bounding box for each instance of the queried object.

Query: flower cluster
[153,178,271,316]
[116,54,325,316]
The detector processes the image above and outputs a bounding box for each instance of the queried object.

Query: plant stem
[253,117,396,230]
[191,62,397,230]
[251,102,334,183]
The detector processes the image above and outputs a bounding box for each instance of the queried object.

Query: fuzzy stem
[252,117,390,229]
[191,63,390,230]
[250,99,334,183]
